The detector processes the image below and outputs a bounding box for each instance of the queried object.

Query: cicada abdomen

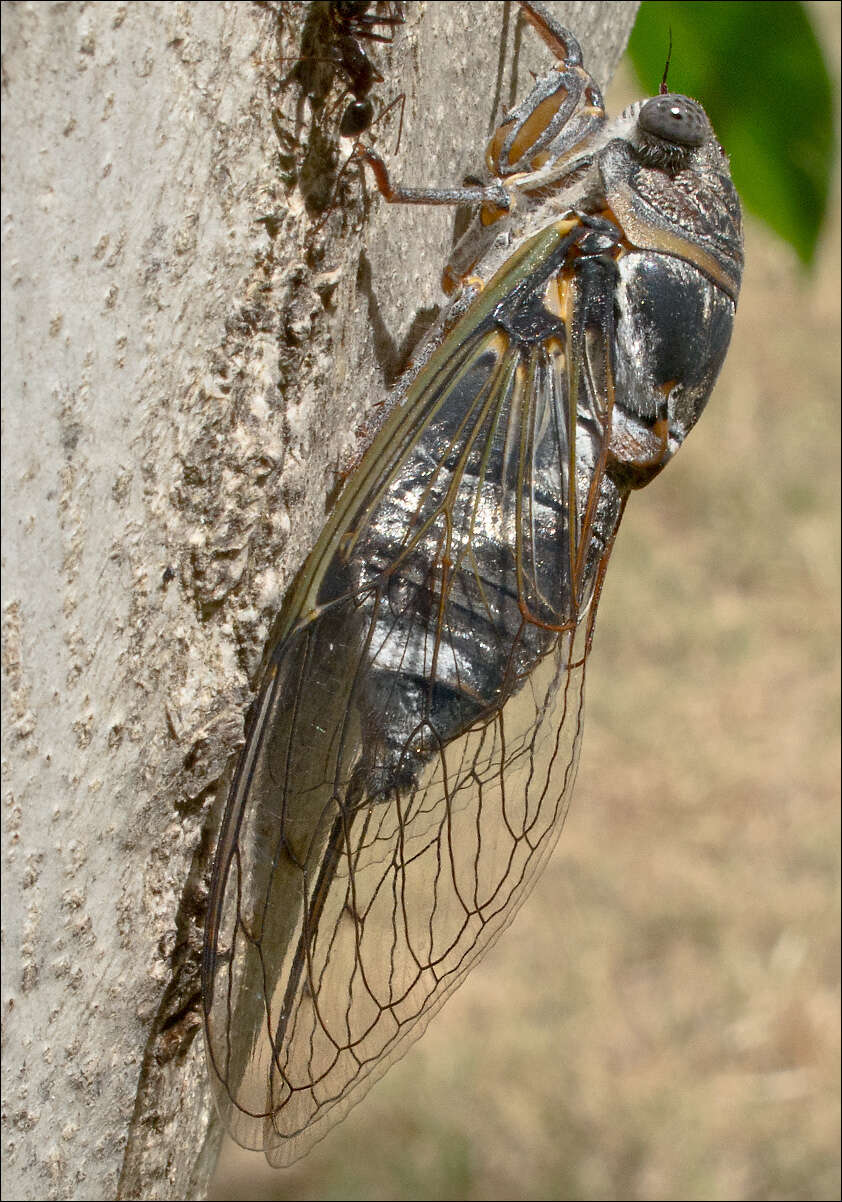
[203,0,743,1167]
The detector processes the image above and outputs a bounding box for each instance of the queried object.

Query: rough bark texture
[1,3,639,1198]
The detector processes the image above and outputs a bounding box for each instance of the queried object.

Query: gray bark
[0,2,639,1198]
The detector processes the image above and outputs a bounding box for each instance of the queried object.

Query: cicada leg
[308,0,605,236]
[353,142,521,294]
[486,3,605,179]
[349,2,608,292]
[353,147,510,212]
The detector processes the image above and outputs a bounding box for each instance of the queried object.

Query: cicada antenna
[659,28,673,95]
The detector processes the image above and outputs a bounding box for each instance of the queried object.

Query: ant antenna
[659,29,673,95]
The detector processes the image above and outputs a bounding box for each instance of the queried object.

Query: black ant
[262,3,406,222]
[284,2,405,140]
[329,2,406,138]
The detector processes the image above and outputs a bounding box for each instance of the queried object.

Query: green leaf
[627,1,836,265]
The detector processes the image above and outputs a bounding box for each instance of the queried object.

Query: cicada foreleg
[352,147,511,212]
[487,2,605,179]
[350,2,609,292]
[347,147,510,292]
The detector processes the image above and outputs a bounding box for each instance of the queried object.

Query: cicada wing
[203,218,627,1166]
[203,610,370,1154]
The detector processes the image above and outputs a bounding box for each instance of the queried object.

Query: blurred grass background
[211,3,840,1198]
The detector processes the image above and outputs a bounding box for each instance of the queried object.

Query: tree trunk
[0,3,638,1198]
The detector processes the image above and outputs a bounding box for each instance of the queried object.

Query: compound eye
[638,94,707,147]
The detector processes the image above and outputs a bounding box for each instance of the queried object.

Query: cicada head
[599,93,744,306]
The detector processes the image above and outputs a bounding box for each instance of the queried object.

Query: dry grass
[210,44,840,1202]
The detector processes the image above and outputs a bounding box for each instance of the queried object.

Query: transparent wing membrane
[203,225,622,1164]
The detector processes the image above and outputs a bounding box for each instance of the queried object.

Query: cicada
[203,0,743,1167]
